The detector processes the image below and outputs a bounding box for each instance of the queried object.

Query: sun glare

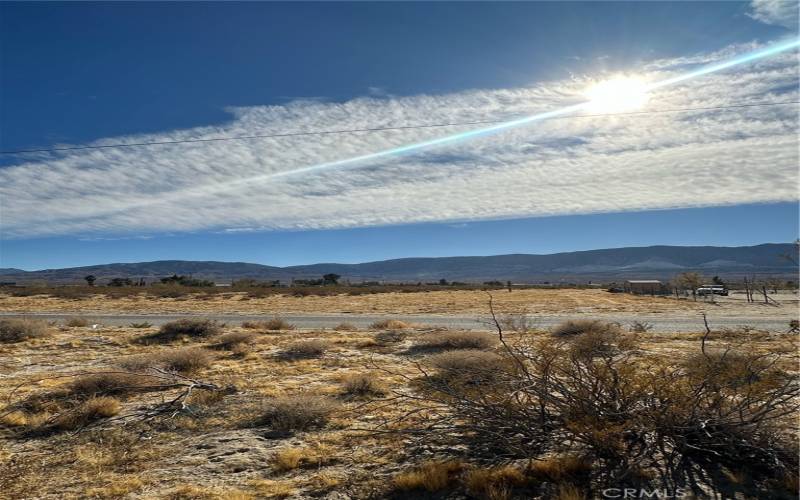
[584,76,649,113]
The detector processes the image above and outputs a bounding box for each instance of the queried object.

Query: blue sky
[1,2,798,270]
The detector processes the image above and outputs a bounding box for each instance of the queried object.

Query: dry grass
[332,322,357,331]
[69,372,150,398]
[550,319,619,337]
[393,460,464,492]
[370,319,411,330]
[415,331,497,350]
[242,317,295,331]
[0,318,49,342]
[210,331,257,350]
[281,339,329,359]
[119,347,212,374]
[374,329,408,345]
[1,293,797,499]
[426,349,508,385]
[464,465,527,499]
[256,395,339,432]
[341,373,387,397]
[137,318,222,344]
[65,316,90,327]
[52,396,121,431]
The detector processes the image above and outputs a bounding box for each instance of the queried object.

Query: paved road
[0,312,791,333]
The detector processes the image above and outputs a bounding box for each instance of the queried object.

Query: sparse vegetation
[120,347,212,374]
[374,329,408,345]
[395,318,799,497]
[1,288,798,499]
[281,339,329,359]
[415,330,496,350]
[0,318,49,342]
[550,318,619,337]
[393,460,463,492]
[65,316,90,327]
[426,349,508,385]
[341,373,386,397]
[242,317,296,331]
[52,396,121,431]
[68,372,149,398]
[137,318,222,344]
[332,322,357,331]
[210,331,257,350]
[370,319,411,330]
[129,321,153,328]
[257,395,338,432]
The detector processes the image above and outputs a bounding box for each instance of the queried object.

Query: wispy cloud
[748,0,799,29]
[1,42,797,239]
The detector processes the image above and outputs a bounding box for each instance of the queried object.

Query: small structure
[625,280,665,296]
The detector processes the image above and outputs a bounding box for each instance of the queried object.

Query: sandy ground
[1,290,797,498]
[1,289,797,317]
[1,320,797,499]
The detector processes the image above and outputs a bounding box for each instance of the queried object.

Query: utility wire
[1,100,797,155]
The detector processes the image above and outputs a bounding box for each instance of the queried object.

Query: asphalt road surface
[0,312,792,333]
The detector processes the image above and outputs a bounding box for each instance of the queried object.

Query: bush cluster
[257,395,338,432]
[0,318,49,343]
[136,318,222,344]
[415,331,496,351]
[404,320,799,497]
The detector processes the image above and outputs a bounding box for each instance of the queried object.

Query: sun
[584,76,649,113]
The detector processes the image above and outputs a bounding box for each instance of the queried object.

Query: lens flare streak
[250,38,800,186]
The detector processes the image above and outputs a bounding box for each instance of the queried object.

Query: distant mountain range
[1,243,796,285]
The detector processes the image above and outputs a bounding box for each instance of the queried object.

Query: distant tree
[712,276,726,286]
[675,272,703,301]
[160,274,213,287]
[108,277,133,287]
[439,278,448,286]
[84,275,96,287]
[322,273,341,285]
[161,274,184,285]
[766,277,783,294]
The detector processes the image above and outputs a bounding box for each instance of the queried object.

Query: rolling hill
[0,243,796,285]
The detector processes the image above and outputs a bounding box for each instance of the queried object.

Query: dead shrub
[69,372,149,398]
[629,320,653,333]
[393,460,463,492]
[551,319,620,338]
[120,347,212,374]
[426,349,508,385]
[281,339,329,359]
[683,349,783,388]
[129,322,152,328]
[158,348,212,373]
[370,319,411,330]
[256,395,338,432]
[210,331,257,350]
[0,318,49,342]
[416,331,496,351]
[374,330,408,345]
[136,318,222,344]
[52,397,121,431]
[332,322,357,331]
[341,373,386,397]
[242,317,296,331]
[391,315,799,498]
[65,317,90,327]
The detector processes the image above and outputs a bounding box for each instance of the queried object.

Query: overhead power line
[1,100,797,155]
